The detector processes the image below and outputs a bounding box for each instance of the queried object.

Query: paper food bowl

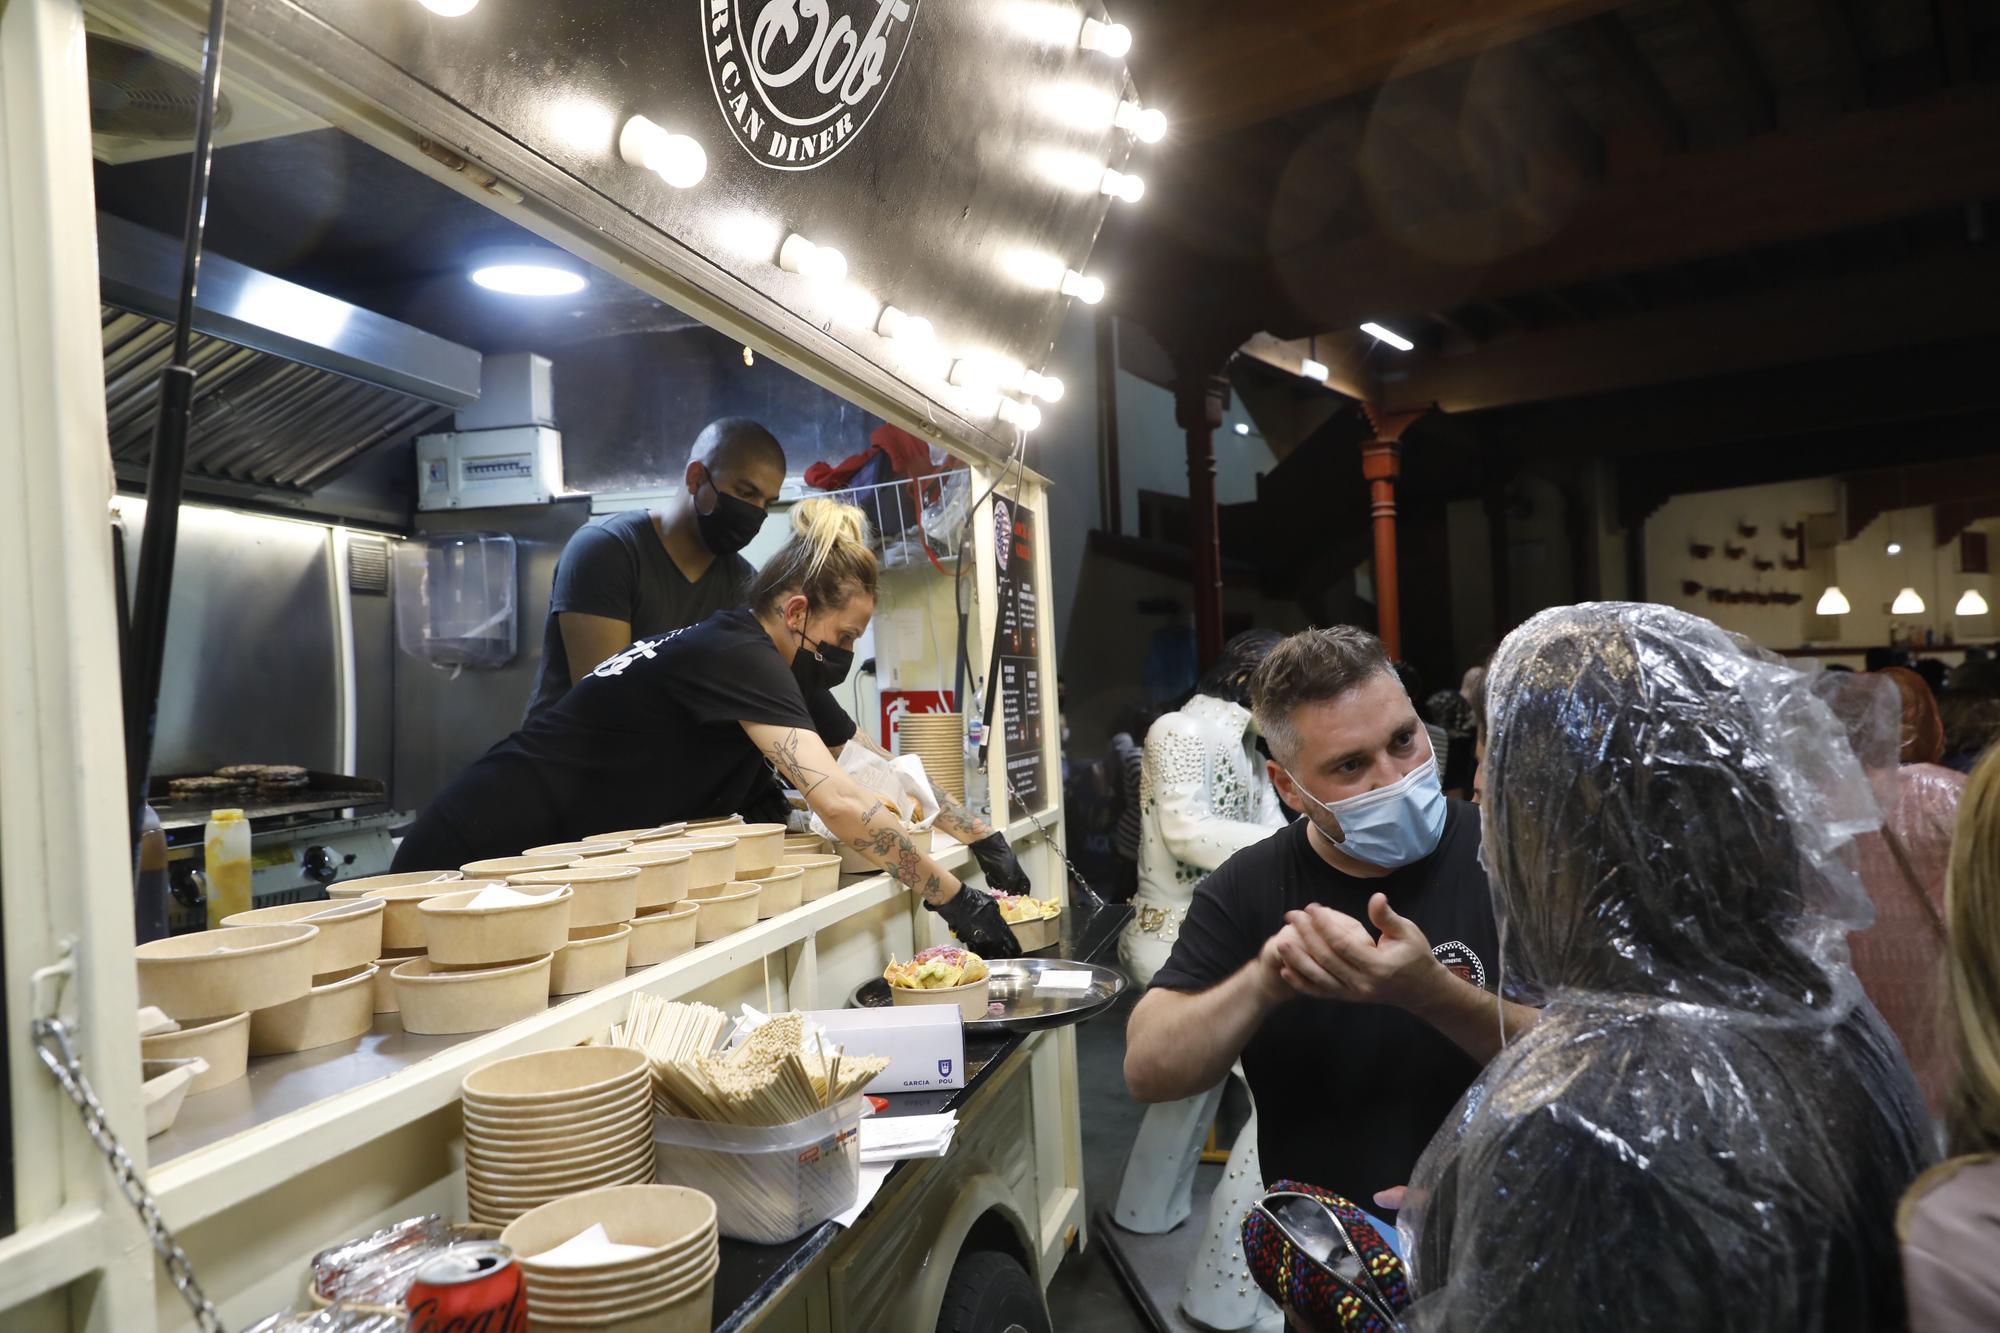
[523,839,633,860]
[590,848,691,911]
[461,1093,650,1141]
[221,897,385,976]
[781,854,841,902]
[683,815,744,831]
[467,1123,653,1171]
[420,885,574,966]
[143,1057,208,1137]
[837,824,934,875]
[519,1239,716,1296]
[737,867,804,920]
[549,924,633,996]
[692,885,759,943]
[391,955,551,1035]
[588,824,687,845]
[890,974,991,1022]
[135,924,319,1021]
[327,869,462,899]
[1006,907,1063,954]
[783,833,828,855]
[627,901,699,966]
[373,949,420,1013]
[505,865,640,929]
[460,854,574,879]
[501,1185,718,1270]
[248,963,377,1055]
[464,1044,650,1105]
[141,1011,249,1094]
[661,837,737,891]
[725,823,786,874]
[467,1142,655,1199]
[364,880,488,950]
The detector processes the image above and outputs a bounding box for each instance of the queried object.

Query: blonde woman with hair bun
[394,496,1029,957]
[1900,744,2000,1330]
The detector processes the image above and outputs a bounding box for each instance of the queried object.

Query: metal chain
[998,776,1109,910]
[32,1017,227,1333]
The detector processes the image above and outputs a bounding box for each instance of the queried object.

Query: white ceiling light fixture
[1060,268,1106,304]
[1887,541,1903,556]
[778,233,847,283]
[1078,17,1132,57]
[1234,422,1251,436]
[417,0,479,16]
[1101,168,1145,202]
[1360,321,1415,352]
[468,248,587,297]
[1958,589,1991,616]
[1300,357,1330,383]
[619,115,707,189]
[1892,587,1927,615]
[1114,99,1168,143]
[1815,586,1851,616]
[1021,371,1065,403]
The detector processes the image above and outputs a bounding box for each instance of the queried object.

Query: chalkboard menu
[993,497,1047,813]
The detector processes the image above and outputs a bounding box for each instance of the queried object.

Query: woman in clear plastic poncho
[1400,603,1933,1333]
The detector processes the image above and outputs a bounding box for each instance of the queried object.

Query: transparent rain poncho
[1399,603,1934,1333]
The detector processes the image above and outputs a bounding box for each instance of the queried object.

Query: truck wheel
[934,1249,1051,1333]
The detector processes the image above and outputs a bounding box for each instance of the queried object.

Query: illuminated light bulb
[1006,249,1067,289]
[1234,422,1251,436]
[1060,269,1105,304]
[1892,587,1927,615]
[1043,83,1121,132]
[1958,589,1989,616]
[1815,586,1851,616]
[877,305,934,344]
[417,0,478,16]
[949,358,993,390]
[1887,541,1903,556]
[1101,168,1146,202]
[1005,2,1085,47]
[618,115,706,188]
[1079,17,1131,57]
[1114,99,1167,143]
[469,248,587,296]
[998,397,1044,431]
[1359,321,1415,352]
[833,283,880,329]
[778,233,847,282]
[1022,371,1066,403]
[1299,357,1330,383]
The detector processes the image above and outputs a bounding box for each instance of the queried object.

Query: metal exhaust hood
[98,212,482,493]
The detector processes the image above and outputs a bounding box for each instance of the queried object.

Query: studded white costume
[1116,693,1286,1331]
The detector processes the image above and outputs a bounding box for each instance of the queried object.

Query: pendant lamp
[1957,589,1990,617]
[1815,586,1851,616]
[1891,587,1926,615]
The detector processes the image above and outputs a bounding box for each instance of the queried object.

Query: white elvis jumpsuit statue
[1117,691,1287,1331]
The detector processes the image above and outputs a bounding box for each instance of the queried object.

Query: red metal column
[1360,407,1427,659]
[1176,377,1228,670]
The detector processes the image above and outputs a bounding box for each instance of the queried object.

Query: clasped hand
[1260,894,1443,1011]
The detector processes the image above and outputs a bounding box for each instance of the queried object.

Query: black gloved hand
[968,832,1032,896]
[928,885,1023,958]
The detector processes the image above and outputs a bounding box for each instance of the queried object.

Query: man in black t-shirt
[1125,626,1537,1213]
[522,418,786,722]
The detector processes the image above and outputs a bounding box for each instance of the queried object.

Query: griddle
[148,768,388,834]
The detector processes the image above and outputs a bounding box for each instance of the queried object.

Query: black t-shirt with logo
[400,609,855,867]
[1149,800,1498,1208]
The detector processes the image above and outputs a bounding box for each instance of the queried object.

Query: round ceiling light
[468,249,588,297]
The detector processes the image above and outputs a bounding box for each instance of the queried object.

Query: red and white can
[405,1240,527,1333]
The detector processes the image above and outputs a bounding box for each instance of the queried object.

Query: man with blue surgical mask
[1125,626,1537,1217]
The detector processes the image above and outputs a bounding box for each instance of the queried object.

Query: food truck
[0,0,1150,1324]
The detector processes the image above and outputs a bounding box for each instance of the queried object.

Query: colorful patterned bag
[1240,1181,1411,1332]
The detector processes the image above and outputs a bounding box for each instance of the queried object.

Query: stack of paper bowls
[461,1046,654,1228]
[898,715,967,801]
[499,1185,719,1332]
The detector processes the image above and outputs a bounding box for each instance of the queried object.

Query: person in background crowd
[1458,662,1485,706]
[1395,660,1450,778]
[1106,705,1157,902]
[1126,627,1534,1238]
[1914,658,1950,699]
[1423,689,1478,801]
[1401,603,1930,1333]
[1114,631,1288,1331]
[1900,746,2000,1330]
[1855,667,1965,1113]
[522,418,786,722]
[1939,658,2000,772]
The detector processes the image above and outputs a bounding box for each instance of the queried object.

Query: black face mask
[693,468,767,556]
[791,626,855,691]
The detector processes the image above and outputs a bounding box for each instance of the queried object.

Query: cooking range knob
[301,844,340,883]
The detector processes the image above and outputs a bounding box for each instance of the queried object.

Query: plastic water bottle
[963,715,989,817]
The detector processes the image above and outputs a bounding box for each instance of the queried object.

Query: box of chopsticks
[806,1007,966,1094]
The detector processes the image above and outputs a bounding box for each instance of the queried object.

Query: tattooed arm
[744,722,964,906]
[842,729,995,843]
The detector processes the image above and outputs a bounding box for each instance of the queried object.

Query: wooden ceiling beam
[1271,85,2000,336]
[1578,14,1686,156]
[1690,0,1778,135]
[1369,245,2000,413]
[1236,332,1375,404]
[1144,0,1628,139]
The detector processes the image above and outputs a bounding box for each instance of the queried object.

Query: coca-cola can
[404,1240,527,1333]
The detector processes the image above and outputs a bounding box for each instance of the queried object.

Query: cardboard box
[809,1006,966,1094]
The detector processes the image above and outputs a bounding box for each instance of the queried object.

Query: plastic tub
[591,848,691,910]
[420,885,573,965]
[737,867,803,920]
[627,901,698,966]
[221,897,385,976]
[548,924,633,996]
[781,854,841,902]
[650,1096,862,1243]
[249,963,377,1055]
[505,865,640,928]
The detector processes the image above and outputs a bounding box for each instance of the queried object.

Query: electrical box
[454,351,555,431]
[415,426,566,510]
